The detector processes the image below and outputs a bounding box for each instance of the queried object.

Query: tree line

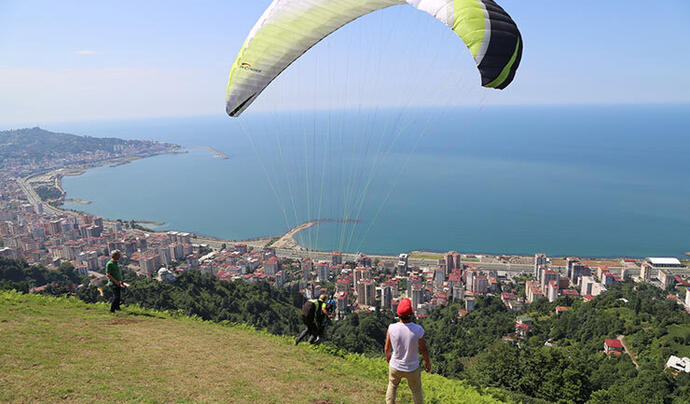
[3,256,690,403]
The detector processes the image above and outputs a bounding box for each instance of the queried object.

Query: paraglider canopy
[226,0,523,117]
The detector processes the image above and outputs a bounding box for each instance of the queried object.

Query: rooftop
[647,257,682,266]
[605,339,623,348]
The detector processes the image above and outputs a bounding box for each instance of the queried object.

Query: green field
[408,252,444,260]
[0,291,505,403]
[665,324,690,358]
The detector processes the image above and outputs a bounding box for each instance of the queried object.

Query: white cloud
[75,50,97,55]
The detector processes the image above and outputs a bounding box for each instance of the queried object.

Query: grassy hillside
[0,291,506,404]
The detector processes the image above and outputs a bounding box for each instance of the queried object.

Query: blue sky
[1,0,689,125]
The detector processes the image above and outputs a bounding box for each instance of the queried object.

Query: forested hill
[0,127,175,160]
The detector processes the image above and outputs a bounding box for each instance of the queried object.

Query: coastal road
[16,177,68,216]
[272,247,535,273]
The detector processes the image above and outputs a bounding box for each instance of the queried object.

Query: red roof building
[604,339,623,354]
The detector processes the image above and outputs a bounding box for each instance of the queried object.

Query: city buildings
[317,261,330,282]
[264,257,280,276]
[356,279,376,307]
[445,251,462,276]
[534,253,547,281]
[301,258,312,280]
[640,264,653,282]
[331,251,342,265]
[3,136,689,330]
[525,280,545,303]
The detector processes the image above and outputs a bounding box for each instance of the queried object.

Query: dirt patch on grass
[70,336,90,342]
[312,400,337,404]
[107,318,141,325]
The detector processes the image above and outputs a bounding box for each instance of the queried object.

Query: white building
[580,276,606,297]
[665,356,690,373]
[647,257,683,269]
[659,270,675,288]
[534,253,547,281]
[547,281,559,302]
[158,267,176,283]
[640,264,652,282]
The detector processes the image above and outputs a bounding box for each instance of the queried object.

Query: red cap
[397,298,414,317]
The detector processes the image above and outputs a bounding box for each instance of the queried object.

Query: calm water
[51,105,690,257]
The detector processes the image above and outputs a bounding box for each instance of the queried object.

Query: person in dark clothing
[296,294,332,344]
[105,250,123,313]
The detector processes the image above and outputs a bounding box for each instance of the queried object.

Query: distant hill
[0,291,506,403]
[0,127,170,160]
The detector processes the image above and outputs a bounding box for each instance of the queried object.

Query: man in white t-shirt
[384,297,431,404]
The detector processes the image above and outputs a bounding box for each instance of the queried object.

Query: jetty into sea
[188,146,229,159]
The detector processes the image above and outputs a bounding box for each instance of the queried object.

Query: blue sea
[50,105,690,258]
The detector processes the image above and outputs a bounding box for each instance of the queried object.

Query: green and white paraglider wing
[226,0,523,117]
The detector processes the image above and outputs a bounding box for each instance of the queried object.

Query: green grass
[0,291,506,404]
[664,324,690,357]
[408,253,444,260]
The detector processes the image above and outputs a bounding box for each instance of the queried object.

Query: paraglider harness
[297,295,334,344]
[302,297,326,328]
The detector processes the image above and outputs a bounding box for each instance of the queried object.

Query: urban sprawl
[2,142,689,371]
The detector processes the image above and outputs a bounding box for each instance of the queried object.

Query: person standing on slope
[295,294,332,344]
[105,250,124,313]
[384,298,431,404]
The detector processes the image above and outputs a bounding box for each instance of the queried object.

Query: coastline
[20,148,181,217]
[27,153,689,267]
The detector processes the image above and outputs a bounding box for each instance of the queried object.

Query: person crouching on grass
[105,250,124,313]
[384,297,431,404]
